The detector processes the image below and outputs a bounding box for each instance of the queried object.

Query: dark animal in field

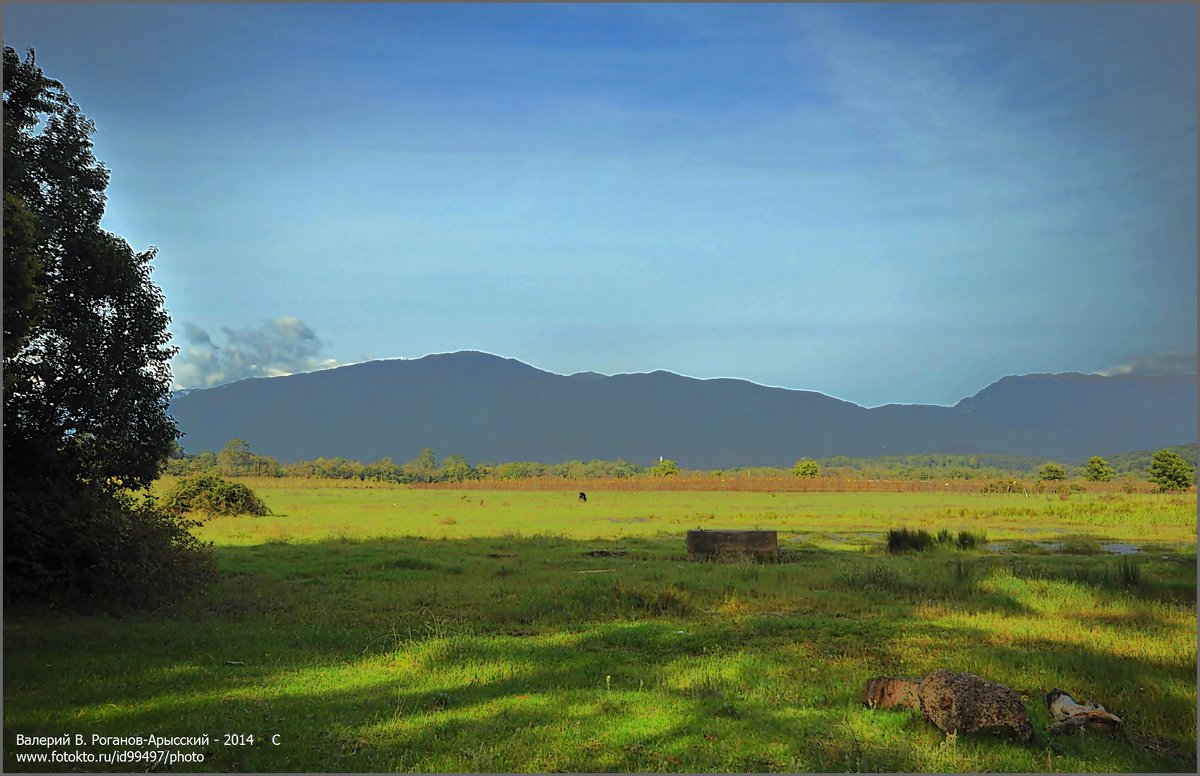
[578,492,587,502]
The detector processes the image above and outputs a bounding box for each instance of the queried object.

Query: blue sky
[5,3,1196,406]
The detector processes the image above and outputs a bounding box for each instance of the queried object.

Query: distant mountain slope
[167,351,1197,468]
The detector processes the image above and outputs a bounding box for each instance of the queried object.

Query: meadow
[4,479,1197,772]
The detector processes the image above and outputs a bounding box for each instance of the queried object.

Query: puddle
[984,544,1060,556]
[1100,542,1141,555]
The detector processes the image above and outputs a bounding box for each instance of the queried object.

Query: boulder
[916,669,1034,742]
[861,676,922,710]
[686,529,778,562]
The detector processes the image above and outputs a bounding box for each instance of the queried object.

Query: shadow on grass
[4,535,1195,772]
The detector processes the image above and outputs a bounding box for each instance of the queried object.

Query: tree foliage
[162,472,271,517]
[1037,462,1067,481]
[1083,456,1114,482]
[793,459,820,478]
[3,46,211,606]
[650,458,681,477]
[1148,449,1194,492]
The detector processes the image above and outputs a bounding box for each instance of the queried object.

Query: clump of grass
[936,527,954,545]
[1059,536,1102,555]
[1117,558,1142,588]
[955,529,986,551]
[837,563,911,594]
[887,528,934,553]
[382,556,442,571]
[952,559,973,585]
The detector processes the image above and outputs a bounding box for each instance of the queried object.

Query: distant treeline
[165,440,1196,484]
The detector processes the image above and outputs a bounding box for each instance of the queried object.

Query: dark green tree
[1038,462,1067,481]
[650,458,681,477]
[3,46,209,606]
[793,458,820,478]
[1083,456,1114,482]
[1148,449,1194,492]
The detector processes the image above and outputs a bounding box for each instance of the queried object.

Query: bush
[163,472,271,517]
[650,458,681,477]
[1038,462,1067,481]
[4,476,215,609]
[979,479,1027,494]
[1148,449,1194,492]
[1083,456,1114,482]
[793,459,820,478]
[887,528,935,553]
[955,529,986,550]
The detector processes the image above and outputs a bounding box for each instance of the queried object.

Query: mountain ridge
[167,351,1197,467]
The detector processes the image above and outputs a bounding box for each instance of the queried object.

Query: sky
[4,2,1196,407]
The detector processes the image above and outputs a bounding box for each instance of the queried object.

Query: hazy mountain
[167,351,1197,468]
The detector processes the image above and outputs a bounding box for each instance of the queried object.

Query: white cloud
[1099,351,1197,377]
[172,317,339,389]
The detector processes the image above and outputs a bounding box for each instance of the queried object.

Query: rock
[917,669,1034,742]
[861,677,922,711]
[1046,689,1122,734]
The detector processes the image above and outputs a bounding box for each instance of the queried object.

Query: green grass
[4,482,1196,772]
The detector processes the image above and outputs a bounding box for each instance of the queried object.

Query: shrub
[4,477,214,609]
[650,458,681,478]
[1116,558,1141,588]
[793,459,820,478]
[955,530,986,550]
[1148,449,1194,492]
[887,528,934,553]
[979,479,1026,494]
[1083,456,1114,482]
[1038,462,1067,481]
[163,472,271,517]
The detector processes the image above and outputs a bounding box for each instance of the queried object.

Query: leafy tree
[217,438,253,476]
[3,46,210,606]
[413,447,436,474]
[1148,449,1194,492]
[438,453,473,482]
[1083,456,1114,482]
[650,458,681,477]
[793,459,820,478]
[1038,462,1067,481]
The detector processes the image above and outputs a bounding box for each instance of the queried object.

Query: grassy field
[4,479,1197,772]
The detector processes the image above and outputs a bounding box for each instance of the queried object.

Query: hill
[167,352,1197,469]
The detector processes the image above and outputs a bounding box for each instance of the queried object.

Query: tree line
[169,439,1196,489]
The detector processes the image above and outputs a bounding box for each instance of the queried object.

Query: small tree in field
[1083,456,1114,482]
[793,459,820,478]
[1038,462,1067,481]
[1148,449,1194,492]
[650,458,680,477]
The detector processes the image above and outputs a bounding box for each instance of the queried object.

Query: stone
[686,529,778,562]
[861,677,922,710]
[1045,689,1122,734]
[916,669,1034,742]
